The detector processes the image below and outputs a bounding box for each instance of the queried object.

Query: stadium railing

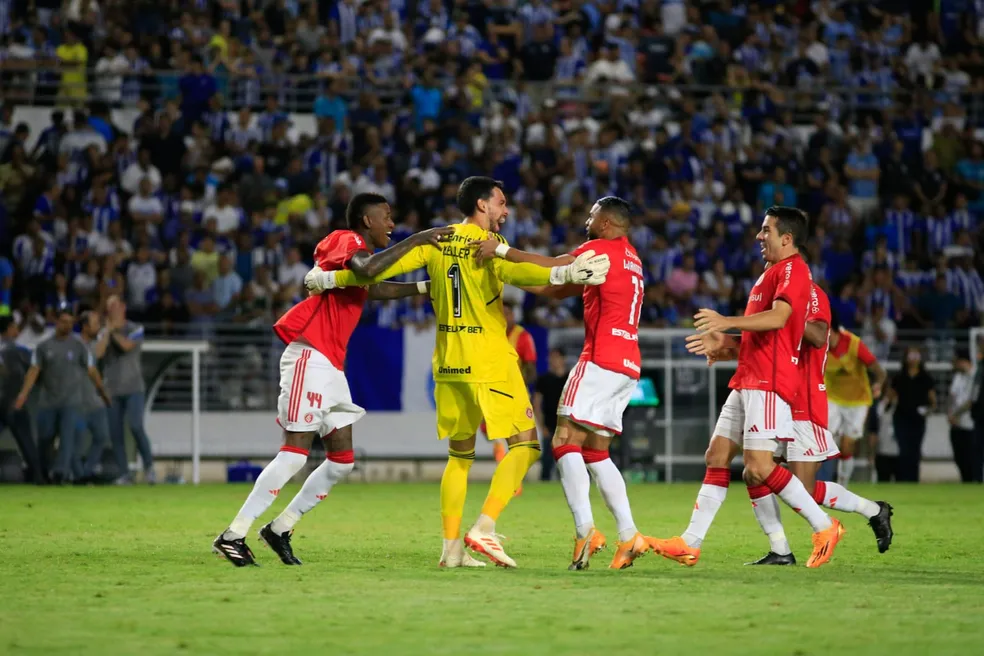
[6,69,984,125]
[140,323,973,483]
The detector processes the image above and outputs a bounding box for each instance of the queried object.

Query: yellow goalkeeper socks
[441,447,475,540]
[480,441,540,522]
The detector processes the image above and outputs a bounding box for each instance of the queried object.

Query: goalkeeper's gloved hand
[549,250,610,286]
[304,266,338,293]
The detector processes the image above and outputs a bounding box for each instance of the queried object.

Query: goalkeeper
[305,177,609,569]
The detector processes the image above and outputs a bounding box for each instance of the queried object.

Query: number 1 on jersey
[447,263,462,318]
[628,276,643,327]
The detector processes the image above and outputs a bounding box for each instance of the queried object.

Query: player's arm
[317,244,432,289]
[694,299,793,334]
[685,331,740,363]
[469,236,575,267]
[494,252,609,287]
[804,319,829,348]
[348,227,453,278]
[856,339,886,397]
[110,323,144,353]
[518,284,583,299]
[367,281,430,300]
[13,364,40,410]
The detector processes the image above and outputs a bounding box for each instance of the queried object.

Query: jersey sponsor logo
[438,365,472,375]
[749,293,763,302]
[438,324,484,334]
[307,391,323,408]
[623,358,641,373]
[623,259,643,276]
[611,328,639,341]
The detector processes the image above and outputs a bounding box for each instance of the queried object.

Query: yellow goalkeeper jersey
[334,222,552,383]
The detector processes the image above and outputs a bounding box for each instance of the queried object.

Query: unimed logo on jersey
[623,359,641,373]
[438,365,472,375]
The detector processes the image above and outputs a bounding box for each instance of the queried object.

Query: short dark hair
[346,193,389,230]
[595,196,632,225]
[765,205,808,249]
[456,176,504,216]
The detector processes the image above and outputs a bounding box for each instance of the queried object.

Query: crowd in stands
[1,0,983,360]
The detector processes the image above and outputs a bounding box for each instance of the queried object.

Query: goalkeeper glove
[549,250,610,286]
[304,266,338,293]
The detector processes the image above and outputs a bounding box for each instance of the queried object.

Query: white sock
[225,449,308,539]
[681,467,731,548]
[817,480,879,519]
[587,457,637,542]
[556,450,594,538]
[748,487,791,555]
[837,456,856,486]
[766,467,833,532]
[269,456,354,534]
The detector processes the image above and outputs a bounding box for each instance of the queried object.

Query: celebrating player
[306,176,610,568]
[690,282,894,563]
[650,207,844,569]
[826,314,887,486]
[469,196,653,570]
[212,193,453,567]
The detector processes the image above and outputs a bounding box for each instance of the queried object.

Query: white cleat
[464,528,517,568]
[439,539,486,568]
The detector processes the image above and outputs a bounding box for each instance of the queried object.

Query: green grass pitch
[2,482,983,655]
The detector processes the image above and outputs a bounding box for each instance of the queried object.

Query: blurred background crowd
[0,0,983,362]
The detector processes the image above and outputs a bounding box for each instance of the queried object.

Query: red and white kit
[714,255,811,451]
[782,283,840,463]
[558,237,642,437]
[272,230,369,436]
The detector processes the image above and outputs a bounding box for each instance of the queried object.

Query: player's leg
[651,390,743,566]
[213,344,321,566]
[551,417,602,569]
[434,383,485,568]
[741,392,843,569]
[746,446,794,566]
[812,475,894,553]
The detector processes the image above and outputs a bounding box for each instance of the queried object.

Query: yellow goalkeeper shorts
[434,363,535,441]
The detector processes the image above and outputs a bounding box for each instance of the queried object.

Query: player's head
[758,206,808,263]
[586,196,632,239]
[457,177,507,230]
[346,193,393,249]
[80,310,102,337]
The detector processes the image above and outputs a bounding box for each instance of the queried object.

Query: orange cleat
[648,536,701,567]
[569,527,607,570]
[805,518,845,569]
[609,532,651,569]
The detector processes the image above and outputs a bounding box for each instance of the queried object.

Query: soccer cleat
[439,540,487,568]
[648,536,701,567]
[805,518,845,568]
[464,528,517,568]
[745,551,797,566]
[569,527,607,571]
[259,524,301,565]
[212,533,259,567]
[868,501,894,553]
[609,532,650,570]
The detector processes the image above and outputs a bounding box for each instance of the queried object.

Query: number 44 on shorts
[307,392,323,408]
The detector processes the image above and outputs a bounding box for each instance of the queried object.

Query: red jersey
[792,283,832,427]
[572,236,642,379]
[273,230,369,370]
[729,254,811,405]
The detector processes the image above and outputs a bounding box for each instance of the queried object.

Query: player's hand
[467,238,502,263]
[413,226,455,247]
[551,249,610,286]
[304,266,337,293]
[694,308,732,333]
[686,332,727,366]
[871,382,882,399]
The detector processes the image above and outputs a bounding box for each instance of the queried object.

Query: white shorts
[776,420,841,463]
[713,390,793,452]
[276,342,366,437]
[558,360,637,438]
[828,401,869,439]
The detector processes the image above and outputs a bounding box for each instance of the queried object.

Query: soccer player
[306,176,610,568]
[826,314,887,486]
[489,301,537,488]
[212,193,453,567]
[649,207,844,569]
[689,282,894,563]
[469,196,652,570]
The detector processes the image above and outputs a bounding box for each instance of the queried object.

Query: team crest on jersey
[755,273,766,286]
[526,407,533,418]
[304,413,314,423]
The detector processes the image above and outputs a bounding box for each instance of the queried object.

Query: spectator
[121,147,162,195]
[892,346,937,483]
[75,311,112,482]
[212,254,243,314]
[0,317,44,484]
